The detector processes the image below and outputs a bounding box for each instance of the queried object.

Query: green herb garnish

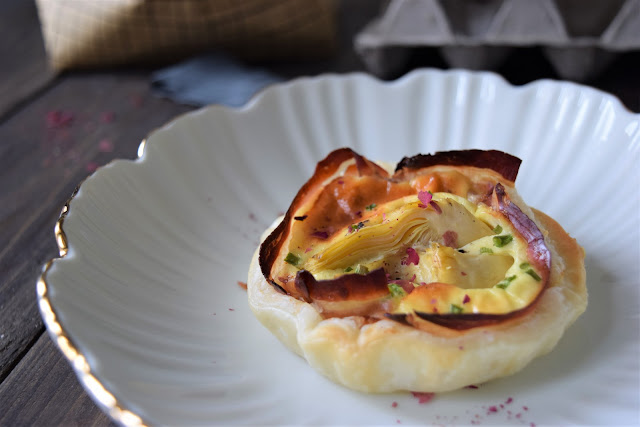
[450,304,463,314]
[493,234,513,247]
[493,224,503,234]
[480,247,493,254]
[284,252,300,266]
[525,268,542,281]
[519,262,530,269]
[496,275,517,289]
[344,266,353,272]
[354,264,369,275]
[388,283,407,298]
[350,221,365,232]
[365,203,377,211]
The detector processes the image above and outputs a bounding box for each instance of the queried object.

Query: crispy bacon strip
[395,149,521,182]
[295,268,388,302]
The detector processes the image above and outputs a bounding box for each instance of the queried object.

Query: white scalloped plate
[39,69,639,426]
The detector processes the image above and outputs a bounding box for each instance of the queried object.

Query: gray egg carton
[354,0,640,81]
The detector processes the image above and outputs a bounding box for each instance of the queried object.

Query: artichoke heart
[301,193,492,276]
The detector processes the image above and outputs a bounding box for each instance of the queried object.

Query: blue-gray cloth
[151,53,284,107]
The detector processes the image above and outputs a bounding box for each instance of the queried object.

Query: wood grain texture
[0,0,56,119]
[0,73,192,398]
[0,333,115,426]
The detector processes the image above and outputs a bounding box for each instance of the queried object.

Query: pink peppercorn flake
[461,271,467,276]
[442,230,458,247]
[523,406,529,411]
[418,191,433,205]
[463,294,471,304]
[411,392,435,404]
[506,397,513,404]
[402,247,419,265]
[391,401,398,408]
[311,231,329,239]
[488,406,498,413]
[228,308,235,311]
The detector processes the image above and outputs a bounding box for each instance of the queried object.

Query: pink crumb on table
[130,94,144,107]
[86,162,99,173]
[98,139,114,152]
[46,110,74,128]
[100,111,115,123]
[391,401,398,408]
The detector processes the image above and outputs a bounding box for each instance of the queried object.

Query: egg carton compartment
[354,0,640,81]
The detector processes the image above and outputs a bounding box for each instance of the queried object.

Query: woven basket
[36,0,338,70]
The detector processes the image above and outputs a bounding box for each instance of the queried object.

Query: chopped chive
[365,203,377,211]
[519,262,531,269]
[496,275,517,289]
[388,283,407,298]
[493,224,503,234]
[354,264,369,275]
[480,247,493,254]
[344,266,353,272]
[450,304,463,314]
[284,252,300,266]
[350,221,365,232]
[493,234,513,247]
[525,268,542,281]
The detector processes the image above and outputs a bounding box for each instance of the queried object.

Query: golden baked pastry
[247,148,587,393]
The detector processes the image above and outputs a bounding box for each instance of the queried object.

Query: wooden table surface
[1,1,638,425]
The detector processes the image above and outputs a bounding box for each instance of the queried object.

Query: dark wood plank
[0,72,193,384]
[0,333,115,426]
[0,0,56,119]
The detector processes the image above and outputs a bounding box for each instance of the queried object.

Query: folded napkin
[151,53,284,107]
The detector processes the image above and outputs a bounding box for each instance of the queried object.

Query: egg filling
[261,148,550,331]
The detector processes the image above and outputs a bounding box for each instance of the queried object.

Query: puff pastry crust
[247,148,587,392]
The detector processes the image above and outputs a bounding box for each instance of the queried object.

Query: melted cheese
[276,191,545,317]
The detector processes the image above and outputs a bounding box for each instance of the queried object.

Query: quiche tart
[247,148,587,393]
